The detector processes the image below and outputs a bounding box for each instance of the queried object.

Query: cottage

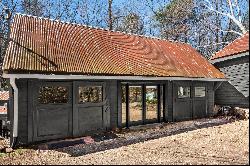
[2,14,226,146]
[210,33,249,108]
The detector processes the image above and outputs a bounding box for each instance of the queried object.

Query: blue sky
[1,0,248,37]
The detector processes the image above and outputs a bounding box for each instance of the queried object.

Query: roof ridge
[14,13,190,46]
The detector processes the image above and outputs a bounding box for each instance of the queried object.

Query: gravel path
[0,117,249,165]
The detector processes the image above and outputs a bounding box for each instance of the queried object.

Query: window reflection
[146,86,158,121]
[195,87,206,97]
[122,85,126,125]
[38,86,68,104]
[79,86,102,103]
[129,86,143,123]
[178,86,190,98]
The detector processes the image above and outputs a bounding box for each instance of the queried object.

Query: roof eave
[2,73,228,82]
[210,51,249,64]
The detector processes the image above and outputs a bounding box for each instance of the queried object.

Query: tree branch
[234,0,242,22]
[227,0,235,18]
[196,42,230,48]
[203,1,247,34]
[218,29,243,36]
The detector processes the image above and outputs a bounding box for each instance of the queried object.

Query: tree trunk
[108,0,113,30]
[215,0,220,51]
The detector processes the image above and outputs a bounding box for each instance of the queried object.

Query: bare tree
[202,0,247,35]
[115,12,144,35]
[108,0,113,30]
[154,0,196,41]
[75,0,107,27]
[21,0,44,16]
[0,0,16,89]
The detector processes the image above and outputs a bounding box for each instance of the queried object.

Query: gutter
[210,51,249,64]
[2,73,228,82]
[9,78,18,147]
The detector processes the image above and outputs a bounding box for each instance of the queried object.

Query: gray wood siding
[16,79,29,145]
[215,82,249,107]
[77,106,103,132]
[171,81,215,120]
[106,80,118,129]
[214,54,249,108]
[15,79,119,145]
[207,82,215,116]
[166,81,173,122]
[14,79,216,145]
[172,81,193,122]
[117,82,122,128]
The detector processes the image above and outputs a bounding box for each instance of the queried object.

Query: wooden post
[117,82,122,128]
[0,120,2,136]
[157,85,161,123]
[142,85,146,124]
[125,84,129,129]
[163,85,166,122]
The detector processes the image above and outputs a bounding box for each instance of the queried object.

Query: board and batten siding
[166,81,174,122]
[171,81,215,120]
[16,79,29,145]
[215,82,249,107]
[10,78,216,146]
[207,82,215,116]
[214,54,249,108]
[106,80,118,129]
[11,79,118,145]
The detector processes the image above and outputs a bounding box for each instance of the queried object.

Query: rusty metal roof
[3,14,225,79]
[0,91,9,101]
[211,32,249,60]
[0,106,7,114]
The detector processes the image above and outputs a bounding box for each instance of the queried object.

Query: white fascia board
[210,51,249,64]
[2,73,228,82]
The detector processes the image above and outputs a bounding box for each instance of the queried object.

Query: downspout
[1,9,17,147]
[9,77,18,147]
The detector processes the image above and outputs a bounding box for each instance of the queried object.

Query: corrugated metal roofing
[0,91,9,101]
[3,14,225,79]
[0,106,7,114]
[211,32,249,60]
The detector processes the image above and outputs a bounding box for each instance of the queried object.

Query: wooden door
[193,84,207,119]
[73,81,108,137]
[33,82,72,141]
[173,82,192,121]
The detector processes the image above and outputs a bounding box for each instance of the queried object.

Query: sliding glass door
[121,83,164,127]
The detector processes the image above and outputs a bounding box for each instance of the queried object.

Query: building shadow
[44,118,234,157]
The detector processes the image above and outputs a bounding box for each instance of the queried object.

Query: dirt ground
[0,117,249,165]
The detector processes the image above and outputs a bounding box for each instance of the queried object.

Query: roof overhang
[2,73,228,82]
[210,51,249,64]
